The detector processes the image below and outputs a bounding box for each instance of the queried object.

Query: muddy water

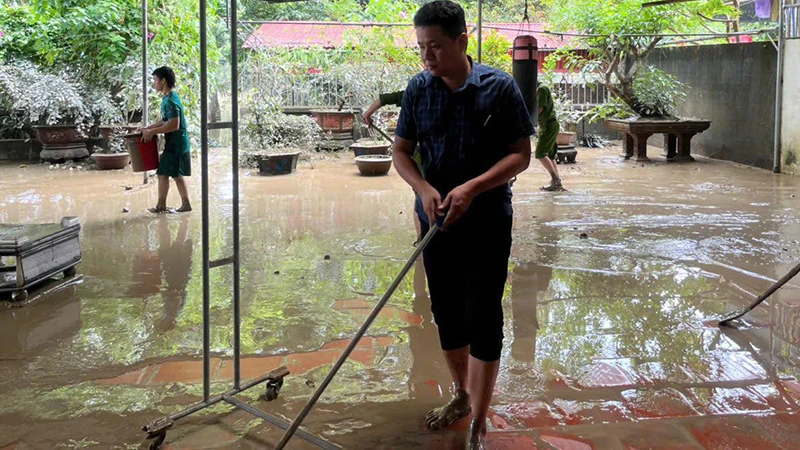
[1,147,799,449]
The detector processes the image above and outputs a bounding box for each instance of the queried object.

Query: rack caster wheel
[142,432,166,450]
[263,377,284,401]
[64,266,77,277]
[11,289,28,302]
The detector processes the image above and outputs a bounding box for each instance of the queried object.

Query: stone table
[605,118,711,162]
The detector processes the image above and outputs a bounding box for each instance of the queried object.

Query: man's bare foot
[540,178,563,192]
[176,201,192,213]
[467,420,487,450]
[148,205,168,214]
[425,389,471,431]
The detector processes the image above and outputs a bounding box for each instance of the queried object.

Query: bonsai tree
[240,88,321,168]
[545,0,737,118]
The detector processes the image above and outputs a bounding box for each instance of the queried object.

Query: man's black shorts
[419,210,512,362]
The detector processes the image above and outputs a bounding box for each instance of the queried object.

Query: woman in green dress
[140,66,192,213]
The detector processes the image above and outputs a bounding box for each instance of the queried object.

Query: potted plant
[355,154,393,176]
[91,128,131,170]
[242,91,321,176]
[16,69,93,162]
[0,62,41,161]
[553,93,583,147]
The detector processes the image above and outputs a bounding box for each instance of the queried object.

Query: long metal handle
[368,122,394,144]
[720,260,800,325]
[275,224,439,449]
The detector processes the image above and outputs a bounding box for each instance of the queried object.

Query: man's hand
[141,129,156,142]
[440,182,476,229]
[362,99,382,127]
[418,183,443,226]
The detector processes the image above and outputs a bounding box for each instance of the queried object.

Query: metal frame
[138,0,338,448]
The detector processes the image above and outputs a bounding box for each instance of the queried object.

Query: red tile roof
[243,21,574,51]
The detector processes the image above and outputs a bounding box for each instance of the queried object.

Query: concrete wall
[781,40,800,175]
[648,43,777,169]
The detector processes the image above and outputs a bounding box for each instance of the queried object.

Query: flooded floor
[1,145,800,449]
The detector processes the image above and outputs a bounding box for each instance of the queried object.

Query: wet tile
[778,380,800,405]
[749,383,799,412]
[485,431,540,449]
[333,298,372,309]
[217,355,285,381]
[149,358,223,385]
[494,401,564,428]
[286,350,339,375]
[321,336,394,350]
[551,398,634,425]
[689,416,787,449]
[538,432,595,450]
[687,351,769,384]
[689,386,773,415]
[636,361,700,385]
[615,422,702,450]
[96,365,153,385]
[752,413,800,449]
[575,359,640,389]
[622,388,702,420]
[161,423,241,449]
[488,408,515,430]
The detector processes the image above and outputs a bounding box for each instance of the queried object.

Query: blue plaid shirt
[396,57,534,224]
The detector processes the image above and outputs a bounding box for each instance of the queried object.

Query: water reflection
[155,217,193,333]
[407,259,449,398]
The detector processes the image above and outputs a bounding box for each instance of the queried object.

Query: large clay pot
[34,125,89,162]
[557,132,576,146]
[256,151,301,176]
[93,153,131,170]
[34,125,84,145]
[310,110,356,134]
[355,155,392,176]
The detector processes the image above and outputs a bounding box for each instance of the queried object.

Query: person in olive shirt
[535,83,563,191]
[363,90,424,245]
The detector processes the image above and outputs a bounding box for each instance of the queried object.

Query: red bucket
[122,133,159,172]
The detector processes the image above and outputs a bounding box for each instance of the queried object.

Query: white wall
[781,40,800,174]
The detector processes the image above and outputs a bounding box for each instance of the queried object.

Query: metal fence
[259,72,612,109]
[551,75,612,108]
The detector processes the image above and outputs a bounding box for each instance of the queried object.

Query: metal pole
[774,0,786,174]
[200,0,211,402]
[275,224,440,449]
[231,0,242,390]
[142,0,149,185]
[477,0,483,63]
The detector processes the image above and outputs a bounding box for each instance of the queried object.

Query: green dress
[535,84,560,160]
[156,91,192,177]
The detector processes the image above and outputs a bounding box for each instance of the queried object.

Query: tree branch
[697,12,735,23]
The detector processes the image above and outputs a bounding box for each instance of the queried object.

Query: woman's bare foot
[425,389,471,431]
[176,200,192,213]
[467,420,487,450]
[148,204,168,214]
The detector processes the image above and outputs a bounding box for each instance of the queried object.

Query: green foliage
[0,5,52,65]
[545,0,734,117]
[36,0,141,87]
[241,0,417,22]
[467,29,511,72]
[632,66,687,117]
[241,86,321,156]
